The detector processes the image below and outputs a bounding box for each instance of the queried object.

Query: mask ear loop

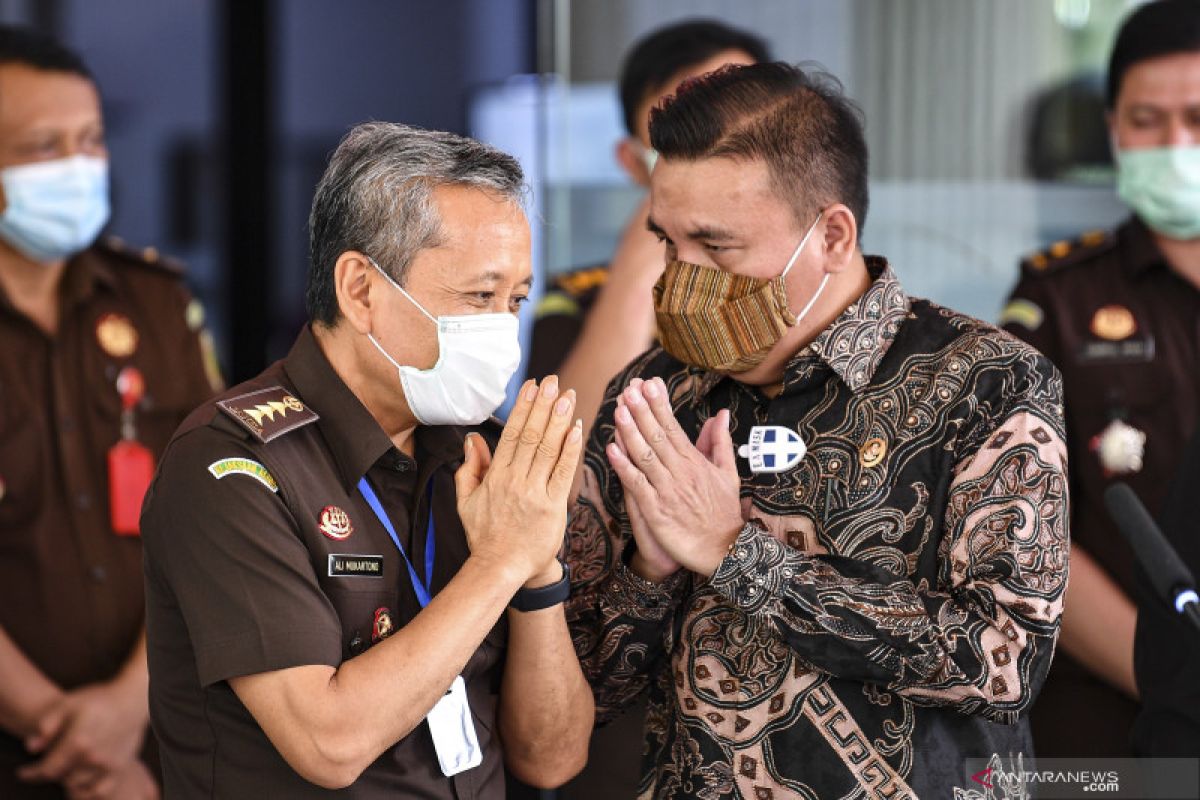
[366,255,438,324]
[779,211,832,323]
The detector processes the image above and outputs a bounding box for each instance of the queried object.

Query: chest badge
[372,607,395,642]
[738,426,806,474]
[95,313,139,358]
[318,505,354,540]
[1090,305,1137,341]
[1090,419,1146,476]
[859,437,888,468]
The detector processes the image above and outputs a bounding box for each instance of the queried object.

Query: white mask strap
[793,272,831,324]
[367,255,437,324]
[366,332,406,372]
[780,210,824,279]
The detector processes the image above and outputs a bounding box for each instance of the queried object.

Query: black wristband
[509,560,571,612]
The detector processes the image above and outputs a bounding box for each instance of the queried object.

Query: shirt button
[76,492,91,510]
[89,565,107,583]
[395,460,410,472]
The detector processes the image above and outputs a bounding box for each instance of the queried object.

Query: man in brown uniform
[141,123,594,797]
[0,26,218,800]
[1002,0,1200,757]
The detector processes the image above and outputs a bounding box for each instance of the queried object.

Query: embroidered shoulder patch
[216,386,318,443]
[208,457,279,492]
[998,299,1044,331]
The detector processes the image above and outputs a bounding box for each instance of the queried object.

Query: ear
[819,204,858,274]
[334,250,376,335]
[616,138,651,187]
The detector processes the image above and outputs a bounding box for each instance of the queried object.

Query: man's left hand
[18,678,147,786]
[605,377,744,576]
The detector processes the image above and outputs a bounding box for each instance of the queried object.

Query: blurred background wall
[0,0,1143,388]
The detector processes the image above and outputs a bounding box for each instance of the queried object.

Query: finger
[453,433,491,501]
[708,410,738,474]
[492,379,537,466]
[621,382,683,473]
[509,376,560,476]
[25,708,66,754]
[613,402,672,487]
[529,389,577,486]
[641,378,690,453]
[18,739,78,783]
[605,441,658,508]
[549,418,584,500]
[64,765,106,794]
[696,414,718,460]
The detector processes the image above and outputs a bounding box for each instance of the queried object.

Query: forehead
[1116,51,1200,107]
[649,156,793,234]
[431,184,527,238]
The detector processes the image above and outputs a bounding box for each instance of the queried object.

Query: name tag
[327,554,384,578]
[426,675,483,776]
[1076,337,1155,364]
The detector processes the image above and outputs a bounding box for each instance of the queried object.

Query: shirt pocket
[0,408,45,535]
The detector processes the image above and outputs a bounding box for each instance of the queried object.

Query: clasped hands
[605,377,745,582]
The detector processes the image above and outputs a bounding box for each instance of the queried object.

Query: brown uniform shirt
[141,327,507,799]
[1002,217,1200,756]
[0,239,217,792]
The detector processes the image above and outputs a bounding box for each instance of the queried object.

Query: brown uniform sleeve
[1001,273,1062,368]
[141,427,342,687]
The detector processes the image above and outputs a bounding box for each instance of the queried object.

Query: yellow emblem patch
[96,313,139,358]
[998,299,1044,331]
[1090,305,1137,341]
[208,457,279,492]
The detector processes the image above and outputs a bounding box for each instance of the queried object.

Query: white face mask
[365,256,522,426]
[0,155,110,263]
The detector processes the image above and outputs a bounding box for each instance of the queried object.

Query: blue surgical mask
[0,155,110,263]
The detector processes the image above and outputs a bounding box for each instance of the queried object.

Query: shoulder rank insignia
[216,386,318,443]
[553,265,608,298]
[998,298,1044,331]
[1020,229,1114,275]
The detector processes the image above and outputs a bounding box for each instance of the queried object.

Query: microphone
[1104,482,1200,633]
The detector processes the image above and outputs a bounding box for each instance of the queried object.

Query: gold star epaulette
[1020,229,1115,276]
[553,266,609,298]
[216,386,319,443]
[97,235,187,276]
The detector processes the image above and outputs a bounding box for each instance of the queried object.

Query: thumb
[708,410,737,474]
[24,708,64,754]
[454,434,491,500]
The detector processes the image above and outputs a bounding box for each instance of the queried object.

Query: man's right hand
[456,376,583,585]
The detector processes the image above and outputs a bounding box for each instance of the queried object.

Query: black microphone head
[1104,482,1197,608]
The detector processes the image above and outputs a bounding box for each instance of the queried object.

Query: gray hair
[305,122,527,326]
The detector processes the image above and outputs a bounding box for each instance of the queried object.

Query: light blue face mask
[1116,145,1200,240]
[0,155,110,263]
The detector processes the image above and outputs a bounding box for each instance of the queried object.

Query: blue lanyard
[356,477,435,608]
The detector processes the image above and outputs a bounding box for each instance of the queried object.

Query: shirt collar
[792,257,910,392]
[0,246,116,318]
[1119,215,1169,280]
[283,326,396,492]
[282,326,471,491]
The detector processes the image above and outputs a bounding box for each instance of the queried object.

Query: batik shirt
[565,259,1068,799]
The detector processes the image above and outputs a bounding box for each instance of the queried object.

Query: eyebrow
[646,216,736,242]
[468,270,533,288]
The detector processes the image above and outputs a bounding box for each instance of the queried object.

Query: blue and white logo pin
[737,425,807,474]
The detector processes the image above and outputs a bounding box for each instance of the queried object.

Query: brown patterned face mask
[653,212,827,372]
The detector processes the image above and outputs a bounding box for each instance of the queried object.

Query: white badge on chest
[737,425,807,473]
[426,675,482,776]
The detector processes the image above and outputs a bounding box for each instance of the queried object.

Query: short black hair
[1108,0,1200,108]
[0,25,92,79]
[650,62,869,237]
[618,19,770,136]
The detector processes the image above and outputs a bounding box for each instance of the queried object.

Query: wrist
[466,551,529,593]
[524,559,564,590]
[629,551,678,584]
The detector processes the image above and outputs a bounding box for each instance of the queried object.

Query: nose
[1165,117,1197,148]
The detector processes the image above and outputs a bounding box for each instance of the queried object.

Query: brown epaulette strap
[216,386,319,443]
[1020,229,1114,276]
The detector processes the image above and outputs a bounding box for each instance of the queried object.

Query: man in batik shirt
[564,63,1068,799]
